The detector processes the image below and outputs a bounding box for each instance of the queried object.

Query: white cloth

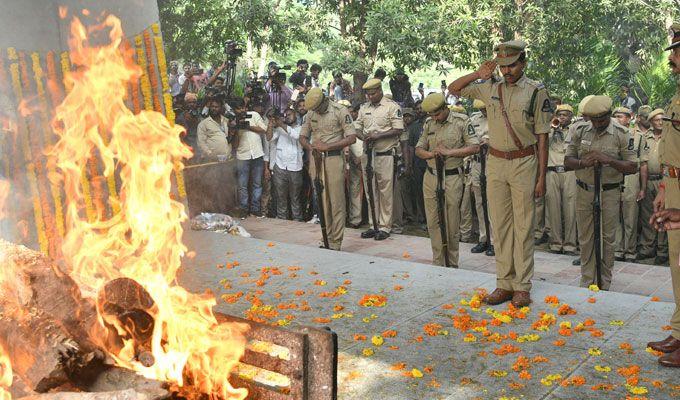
[271,125,303,171]
[169,73,181,97]
[236,111,267,160]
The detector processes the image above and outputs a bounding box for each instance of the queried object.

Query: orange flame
[0,342,10,400]
[51,14,247,399]
[0,180,8,220]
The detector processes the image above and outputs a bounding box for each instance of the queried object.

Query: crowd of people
[168,24,680,367]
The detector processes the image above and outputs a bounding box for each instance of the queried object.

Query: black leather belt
[325,149,342,156]
[375,149,395,156]
[427,167,461,176]
[576,180,620,192]
[548,166,566,173]
[648,173,663,181]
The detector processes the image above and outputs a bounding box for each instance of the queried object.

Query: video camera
[225,40,243,62]
[226,110,252,130]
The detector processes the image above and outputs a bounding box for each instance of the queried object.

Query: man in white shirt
[266,108,304,221]
[231,98,268,217]
[197,98,232,161]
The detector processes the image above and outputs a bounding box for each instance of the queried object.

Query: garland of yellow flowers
[8,48,49,254]
[134,35,153,112]
[20,51,59,257]
[31,52,66,240]
[61,51,96,223]
[151,23,186,199]
[143,31,162,113]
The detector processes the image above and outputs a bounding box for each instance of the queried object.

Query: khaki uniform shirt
[565,121,636,185]
[416,111,480,169]
[641,131,663,174]
[354,96,404,152]
[460,75,552,151]
[300,100,355,144]
[659,87,680,168]
[197,115,232,159]
[548,125,569,167]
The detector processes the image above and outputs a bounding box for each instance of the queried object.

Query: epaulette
[449,111,469,121]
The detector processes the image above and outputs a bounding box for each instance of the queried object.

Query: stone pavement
[179,229,680,400]
[239,217,675,302]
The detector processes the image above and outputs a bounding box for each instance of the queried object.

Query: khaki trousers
[423,170,463,267]
[664,177,680,340]
[639,179,668,257]
[459,179,475,241]
[319,155,346,250]
[361,153,394,232]
[616,173,640,259]
[576,185,619,291]
[472,185,493,244]
[546,170,577,252]
[487,154,537,292]
[534,196,547,239]
[348,155,363,226]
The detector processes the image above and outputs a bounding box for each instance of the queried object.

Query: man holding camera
[176,92,201,158]
[299,88,357,250]
[231,98,269,218]
[289,59,309,94]
[266,107,305,221]
[266,63,293,115]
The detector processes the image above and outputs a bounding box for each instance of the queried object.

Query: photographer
[266,107,304,221]
[175,93,201,159]
[197,97,232,161]
[289,59,309,94]
[265,63,293,116]
[230,98,269,218]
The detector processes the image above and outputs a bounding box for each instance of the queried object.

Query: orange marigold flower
[652,380,663,388]
[617,365,640,378]
[508,381,525,390]
[587,297,597,303]
[354,334,367,341]
[382,330,398,338]
[583,318,596,326]
[294,290,305,296]
[553,339,566,347]
[442,304,455,310]
[358,294,387,307]
[557,304,577,315]
[313,317,331,323]
[267,242,275,247]
[519,370,532,380]
[591,383,614,391]
[626,376,639,386]
[511,356,530,372]
[394,285,404,291]
[343,279,352,284]
[544,295,559,304]
[558,328,572,336]
[651,296,660,302]
[590,329,604,338]
[508,331,519,340]
[390,362,406,371]
[402,251,411,258]
[388,345,399,350]
[415,335,423,343]
[492,344,521,356]
[663,325,672,331]
[532,356,549,363]
[423,323,444,336]
[619,342,633,351]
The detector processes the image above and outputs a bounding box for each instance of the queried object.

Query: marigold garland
[60,51,96,222]
[143,31,162,112]
[8,48,48,253]
[31,52,65,242]
[134,35,153,111]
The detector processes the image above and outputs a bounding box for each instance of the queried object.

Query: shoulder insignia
[535,83,545,89]
[467,124,476,136]
[627,137,634,151]
[541,98,553,113]
[345,115,352,124]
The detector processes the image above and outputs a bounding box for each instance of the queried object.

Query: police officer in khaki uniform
[564,96,637,291]
[646,24,680,366]
[299,88,357,250]
[340,100,364,228]
[355,78,405,240]
[449,40,552,307]
[546,104,578,255]
[611,107,641,262]
[467,99,494,256]
[639,108,669,264]
[416,93,480,267]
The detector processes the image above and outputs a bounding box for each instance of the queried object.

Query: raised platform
[179,229,680,399]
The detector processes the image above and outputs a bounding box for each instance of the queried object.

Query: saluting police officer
[299,88,357,250]
[646,23,680,367]
[639,108,669,264]
[546,104,578,255]
[449,40,552,307]
[415,93,480,267]
[354,78,405,240]
[564,95,637,291]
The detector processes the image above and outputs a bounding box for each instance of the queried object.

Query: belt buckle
[503,151,512,160]
[556,166,565,173]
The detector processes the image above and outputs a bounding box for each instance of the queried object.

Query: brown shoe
[648,335,680,353]
[483,288,513,305]
[659,347,680,367]
[511,291,532,307]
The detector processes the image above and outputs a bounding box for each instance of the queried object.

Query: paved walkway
[240,217,675,301]
[179,230,680,400]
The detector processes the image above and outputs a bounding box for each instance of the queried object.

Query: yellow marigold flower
[411,368,423,378]
[277,319,290,326]
[520,306,531,314]
[497,314,512,324]
[588,347,602,356]
[594,365,611,372]
[625,384,648,395]
[559,321,572,329]
[516,334,540,343]
[371,335,384,346]
[463,333,477,342]
[362,348,374,356]
[489,370,508,378]
[609,320,624,326]
[588,284,600,292]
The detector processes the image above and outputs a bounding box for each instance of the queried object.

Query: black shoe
[655,256,669,265]
[637,252,655,261]
[564,250,578,256]
[615,255,625,261]
[361,229,377,239]
[485,245,495,257]
[572,258,581,266]
[374,230,390,241]
[471,243,488,253]
[548,249,563,255]
[534,233,548,246]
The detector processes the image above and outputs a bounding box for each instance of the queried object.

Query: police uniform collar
[599,121,617,136]
[500,74,527,87]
